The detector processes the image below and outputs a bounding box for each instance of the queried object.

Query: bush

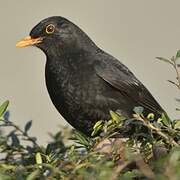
[0,52,180,180]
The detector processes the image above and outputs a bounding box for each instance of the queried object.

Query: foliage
[0,51,180,179]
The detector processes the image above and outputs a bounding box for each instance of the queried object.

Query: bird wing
[94,55,163,114]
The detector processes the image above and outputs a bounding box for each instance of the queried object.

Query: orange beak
[16,36,43,48]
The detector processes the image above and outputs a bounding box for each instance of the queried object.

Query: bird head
[16,16,95,55]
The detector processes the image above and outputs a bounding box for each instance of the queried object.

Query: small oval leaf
[176,50,180,59]
[147,113,155,120]
[110,111,120,123]
[11,132,20,147]
[0,100,9,117]
[24,120,32,133]
[93,120,103,130]
[35,152,43,165]
[133,106,144,115]
[161,113,170,127]
[156,57,173,65]
[174,120,180,129]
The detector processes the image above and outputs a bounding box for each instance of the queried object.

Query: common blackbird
[16,16,165,135]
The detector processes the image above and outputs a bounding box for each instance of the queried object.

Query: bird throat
[45,51,87,89]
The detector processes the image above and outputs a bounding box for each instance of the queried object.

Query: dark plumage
[16,16,165,135]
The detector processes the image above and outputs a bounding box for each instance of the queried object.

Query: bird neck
[44,38,97,58]
[45,48,95,78]
[45,34,99,78]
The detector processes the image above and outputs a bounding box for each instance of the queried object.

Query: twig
[0,121,40,148]
[167,80,179,89]
[133,114,178,146]
[170,56,180,89]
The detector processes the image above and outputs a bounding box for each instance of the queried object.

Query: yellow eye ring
[46,24,55,34]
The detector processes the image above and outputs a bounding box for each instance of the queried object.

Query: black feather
[26,16,165,135]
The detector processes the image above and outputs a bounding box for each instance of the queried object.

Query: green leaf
[24,120,32,134]
[46,143,54,155]
[156,57,173,65]
[35,152,43,165]
[110,111,121,123]
[161,113,170,127]
[10,132,20,147]
[91,120,104,136]
[0,100,9,117]
[74,131,91,148]
[174,120,180,129]
[133,106,144,114]
[176,50,180,59]
[147,113,155,120]
[91,125,103,136]
[93,120,103,130]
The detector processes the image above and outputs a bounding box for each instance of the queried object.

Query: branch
[133,114,179,146]
[171,56,180,89]
[0,121,40,148]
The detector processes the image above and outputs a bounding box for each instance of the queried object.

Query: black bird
[16,16,165,135]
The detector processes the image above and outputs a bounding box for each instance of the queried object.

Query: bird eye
[46,24,55,34]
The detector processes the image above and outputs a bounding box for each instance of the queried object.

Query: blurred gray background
[0,0,180,144]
